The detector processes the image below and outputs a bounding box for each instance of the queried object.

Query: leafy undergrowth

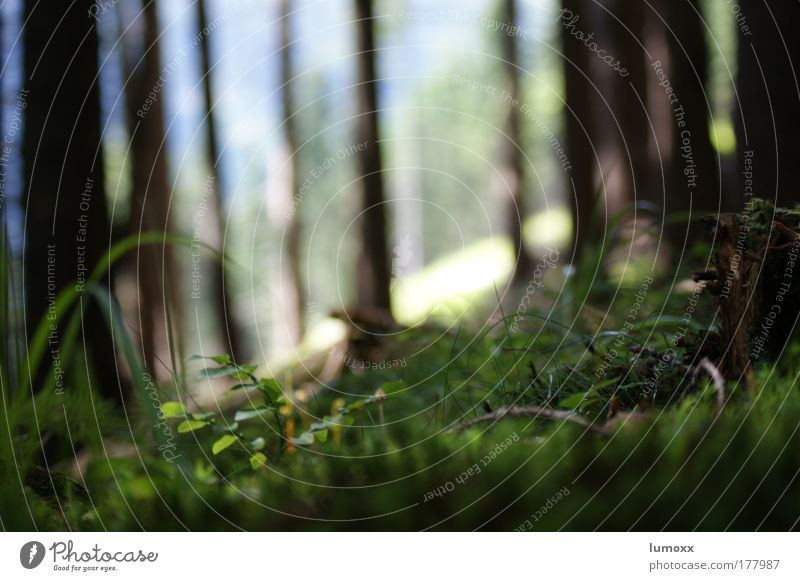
[7,337,800,531]
[4,252,800,531]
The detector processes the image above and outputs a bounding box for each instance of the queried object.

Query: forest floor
[4,202,800,531]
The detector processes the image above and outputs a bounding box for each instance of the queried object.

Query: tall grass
[0,232,225,529]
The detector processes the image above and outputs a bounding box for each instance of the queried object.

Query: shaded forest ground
[3,200,800,531]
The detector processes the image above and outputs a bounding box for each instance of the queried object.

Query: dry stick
[451,405,609,435]
[693,357,726,412]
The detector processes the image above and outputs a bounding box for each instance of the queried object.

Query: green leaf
[212,422,239,434]
[249,437,266,451]
[230,383,258,393]
[178,419,208,433]
[189,412,216,421]
[186,354,231,365]
[160,401,186,419]
[314,429,328,443]
[199,366,239,379]
[380,381,406,395]
[257,378,283,400]
[212,434,238,455]
[249,452,267,469]
[290,432,314,446]
[234,407,274,422]
[559,393,585,410]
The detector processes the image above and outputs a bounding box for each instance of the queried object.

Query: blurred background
[5,0,780,385]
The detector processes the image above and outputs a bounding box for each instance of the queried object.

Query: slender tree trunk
[564,0,647,266]
[278,0,305,343]
[23,0,119,401]
[609,0,648,208]
[501,0,531,283]
[561,0,595,262]
[663,0,719,247]
[196,0,246,359]
[123,0,180,378]
[736,0,800,209]
[353,0,391,313]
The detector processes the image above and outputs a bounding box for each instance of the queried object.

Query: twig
[693,357,726,411]
[450,405,608,435]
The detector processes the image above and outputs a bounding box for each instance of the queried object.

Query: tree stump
[706,199,800,380]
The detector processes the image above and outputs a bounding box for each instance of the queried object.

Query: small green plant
[161,355,388,469]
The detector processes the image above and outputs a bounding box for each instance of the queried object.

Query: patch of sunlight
[267,317,349,374]
[392,238,514,325]
[523,207,572,249]
[266,207,573,370]
[709,116,736,155]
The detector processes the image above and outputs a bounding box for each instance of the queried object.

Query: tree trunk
[501,0,531,283]
[663,0,720,248]
[561,0,595,263]
[736,1,800,209]
[278,0,306,343]
[601,0,648,222]
[23,0,119,401]
[353,0,391,313]
[123,0,180,378]
[196,0,246,359]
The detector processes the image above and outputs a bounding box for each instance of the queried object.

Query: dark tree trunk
[353,0,391,313]
[23,0,119,401]
[736,1,800,209]
[608,0,648,210]
[562,0,647,264]
[196,0,246,359]
[123,0,180,378]
[561,0,596,262]
[501,0,531,283]
[564,0,641,257]
[663,0,720,248]
[279,0,305,343]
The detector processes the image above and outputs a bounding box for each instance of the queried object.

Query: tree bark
[501,0,531,283]
[561,0,595,263]
[196,0,246,359]
[663,0,720,248]
[23,0,119,400]
[353,0,391,313]
[606,0,648,212]
[279,0,306,343]
[123,0,180,378]
[706,200,800,381]
[736,0,800,209]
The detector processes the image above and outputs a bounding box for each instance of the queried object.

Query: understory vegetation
[3,228,799,531]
